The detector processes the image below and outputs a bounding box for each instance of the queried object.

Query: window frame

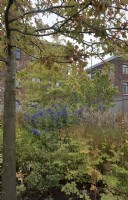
[122,64,128,74]
[15,48,21,60]
[123,82,128,95]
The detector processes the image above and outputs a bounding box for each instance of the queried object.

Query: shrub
[16,112,128,199]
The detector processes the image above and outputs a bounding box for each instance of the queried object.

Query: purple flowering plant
[24,103,84,135]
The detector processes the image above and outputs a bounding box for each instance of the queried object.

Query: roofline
[90,56,120,69]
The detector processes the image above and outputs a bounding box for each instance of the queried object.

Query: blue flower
[30,126,41,135]
[32,113,38,119]
[94,99,99,104]
[38,110,45,116]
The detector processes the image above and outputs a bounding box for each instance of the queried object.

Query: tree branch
[10,28,58,37]
[106,27,128,31]
[17,46,39,60]
[9,4,75,24]
[5,0,13,39]
[0,58,7,63]
[108,5,128,11]
[58,2,92,31]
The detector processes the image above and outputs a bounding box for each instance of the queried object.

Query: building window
[16,80,20,88]
[123,82,128,94]
[109,69,114,77]
[122,64,128,74]
[15,48,21,60]
[32,78,40,83]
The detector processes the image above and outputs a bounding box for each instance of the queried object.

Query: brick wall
[0,51,32,110]
[91,57,128,96]
[112,57,128,95]
[16,51,32,71]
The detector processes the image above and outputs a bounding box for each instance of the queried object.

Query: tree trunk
[2,47,16,200]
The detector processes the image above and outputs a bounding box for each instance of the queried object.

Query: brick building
[0,48,32,112]
[90,56,128,113]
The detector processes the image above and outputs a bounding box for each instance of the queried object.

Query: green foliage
[18,61,117,111]
[16,111,128,199]
[16,127,91,194]
[85,66,117,109]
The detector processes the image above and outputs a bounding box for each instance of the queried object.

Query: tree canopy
[0,1,128,200]
[0,0,128,62]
